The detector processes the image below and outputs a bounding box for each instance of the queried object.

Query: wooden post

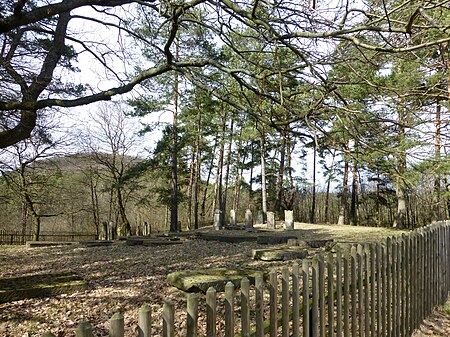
[269,269,278,337]
[369,245,376,337]
[292,263,300,337]
[350,246,357,337]
[225,282,235,337]
[163,300,174,337]
[318,255,325,337]
[75,319,93,337]
[138,304,152,337]
[282,266,290,337]
[255,273,264,337]
[343,251,350,337]
[327,253,334,337]
[109,312,124,337]
[312,256,319,337]
[336,252,343,337]
[206,287,217,337]
[241,278,250,337]
[187,293,198,337]
[302,259,310,337]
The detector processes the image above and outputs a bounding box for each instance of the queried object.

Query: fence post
[269,269,278,337]
[255,273,264,337]
[163,300,174,337]
[109,312,124,337]
[282,266,290,337]
[327,253,334,337]
[292,263,300,337]
[225,282,235,337]
[75,319,93,337]
[312,256,319,337]
[187,293,198,337]
[138,304,152,337]
[336,251,343,337]
[241,277,250,337]
[302,259,310,337]
[206,287,217,337]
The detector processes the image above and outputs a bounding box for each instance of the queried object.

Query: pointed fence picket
[42,221,450,337]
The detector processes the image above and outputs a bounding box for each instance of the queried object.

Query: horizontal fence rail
[40,221,450,336]
[0,229,97,245]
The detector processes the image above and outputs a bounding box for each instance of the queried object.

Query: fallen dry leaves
[2,234,450,336]
[0,238,294,337]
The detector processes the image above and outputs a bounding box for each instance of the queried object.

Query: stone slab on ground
[197,232,258,243]
[167,268,265,293]
[26,241,75,249]
[252,248,308,261]
[256,235,298,245]
[79,240,114,247]
[0,272,87,303]
[125,237,183,246]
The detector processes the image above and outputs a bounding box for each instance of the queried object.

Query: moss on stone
[0,272,88,303]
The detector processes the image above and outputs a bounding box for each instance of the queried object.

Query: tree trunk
[170,40,179,233]
[275,132,287,218]
[222,120,234,226]
[186,148,196,230]
[260,134,267,224]
[394,110,407,229]
[213,112,227,227]
[117,187,131,236]
[432,99,441,222]
[324,150,336,224]
[310,141,317,224]
[286,139,295,210]
[201,140,217,222]
[337,156,349,225]
[350,159,358,226]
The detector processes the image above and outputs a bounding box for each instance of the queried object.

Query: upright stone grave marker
[245,209,253,229]
[284,210,294,230]
[257,210,264,224]
[267,211,275,229]
[229,209,236,227]
[214,209,221,230]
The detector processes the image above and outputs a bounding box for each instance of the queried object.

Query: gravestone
[245,209,253,229]
[267,211,275,229]
[284,210,294,230]
[257,210,264,224]
[214,209,221,230]
[229,209,236,227]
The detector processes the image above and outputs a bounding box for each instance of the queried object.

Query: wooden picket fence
[0,229,96,245]
[42,221,450,337]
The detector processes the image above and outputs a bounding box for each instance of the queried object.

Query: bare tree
[80,101,141,236]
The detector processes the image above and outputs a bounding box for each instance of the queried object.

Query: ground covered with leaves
[1,223,449,336]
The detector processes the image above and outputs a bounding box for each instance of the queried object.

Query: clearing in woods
[0,222,448,336]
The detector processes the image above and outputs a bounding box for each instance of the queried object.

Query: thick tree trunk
[394,110,407,229]
[350,159,358,226]
[222,120,234,226]
[170,42,179,233]
[116,188,131,236]
[260,134,267,224]
[186,149,196,230]
[275,132,287,218]
[432,99,441,222]
[286,139,295,210]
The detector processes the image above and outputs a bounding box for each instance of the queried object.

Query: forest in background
[1,0,450,239]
